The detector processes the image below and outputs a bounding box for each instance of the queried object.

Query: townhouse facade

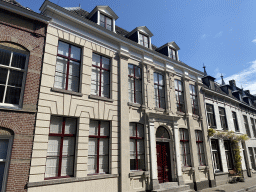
[0,0,50,191]
[25,1,217,192]
[202,71,256,186]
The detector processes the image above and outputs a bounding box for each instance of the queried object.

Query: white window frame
[0,45,29,108]
[0,135,13,192]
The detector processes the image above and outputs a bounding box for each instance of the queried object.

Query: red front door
[157,142,171,183]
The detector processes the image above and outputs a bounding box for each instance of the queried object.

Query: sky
[17,0,256,94]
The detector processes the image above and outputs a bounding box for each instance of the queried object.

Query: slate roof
[65,7,158,51]
[1,0,23,8]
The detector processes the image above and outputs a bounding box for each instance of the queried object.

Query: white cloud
[252,39,256,43]
[214,31,223,38]
[219,60,256,94]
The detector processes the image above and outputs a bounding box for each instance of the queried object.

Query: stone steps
[152,182,191,192]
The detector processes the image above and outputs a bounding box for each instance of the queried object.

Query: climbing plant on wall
[208,128,249,176]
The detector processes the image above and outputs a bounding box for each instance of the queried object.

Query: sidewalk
[199,176,256,192]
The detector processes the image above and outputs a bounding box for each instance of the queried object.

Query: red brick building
[0,1,50,191]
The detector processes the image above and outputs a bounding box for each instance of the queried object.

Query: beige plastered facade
[27,3,216,192]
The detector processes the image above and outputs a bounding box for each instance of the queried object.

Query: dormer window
[139,33,149,48]
[100,13,112,31]
[169,47,177,60]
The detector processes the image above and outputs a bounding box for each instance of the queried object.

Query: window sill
[51,87,83,97]
[198,166,208,170]
[176,111,185,116]
[182,166,193,172]
[127,102,146,109]
[155,107,165,112]
[192,114,200,119]
[214,171,228,176]
[129,171,149,177]
[27,174,119,188]
[89,95,114,103]
[0,105,36,113]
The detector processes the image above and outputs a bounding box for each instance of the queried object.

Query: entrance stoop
[152,182,192,192]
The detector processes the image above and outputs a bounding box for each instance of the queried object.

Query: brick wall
[0,8,46,192]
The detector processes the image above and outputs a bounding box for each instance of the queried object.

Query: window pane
[101,84,110,98]
[69,61,80,77]
[137,124,144,137]
[50,116,62,134]
[5,87,21,105]
[100,121,109,136]
[0,68,8,85]
[47,137,60,156]
[99,155,108,173]
[88,156,97,174]
[65,118,76,134]
[62,137,75,156]
[91,67,100,95]
[130,139,136,158]
[0,85,4,103]
[128,64,134,76]
[102,57,110,70]
[0,162,5,190]
[159,74,164,85]
[130,123,136,137]
[89,120,98,136]
[58,41,69,57]
[137,140,144,154]
[11,52,26,69]
[88,138,97,156]
[8,70,23,87]
[128,78,134,103]
[70,45,81,60]
[45,157,59,178]
[135,66,141,78]
[99,138,108,155]
[0,139,8,159]
[61,156,74,176]
[56,57,67,73]
[100,14,105,22]
[92,53,100,67]
[68,75,79,92]
[106,24,112,31]
[136,91,142,104]
[154,73,158,84]
[106,17,111,25]
[0,49,11,66]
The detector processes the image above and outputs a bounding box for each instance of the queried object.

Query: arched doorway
[156,126,172,183]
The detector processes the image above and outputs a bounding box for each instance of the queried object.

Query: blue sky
[19,0,256,93]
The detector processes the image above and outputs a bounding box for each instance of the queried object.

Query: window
[195,130,205,166]
[211,139,222,172]
[100,13,112,31]
[130,123,145,170]
[250,118,256,138]
[232,111,239,132]
[180,129,191,167]
[88,120,109,174]
[54,41,81,92]
[189,84,199,115]
[0,137,12,192]
[45,116,77,179]
[206,104,216,127]
[138,33,149,48]
[91,53,110,98]
[0,46,28,106]
[224,140,233,170]
[154,72,165,109]
[243,115,251,137]
[128,64,142,104]
[248,147,255,170]
[219,107,228,130]
[169,47,177,60]
[175,80,185,112]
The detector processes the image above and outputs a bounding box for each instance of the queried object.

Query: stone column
[148,118,160,190]
[119,52,130,192]
[173,121,184,185]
